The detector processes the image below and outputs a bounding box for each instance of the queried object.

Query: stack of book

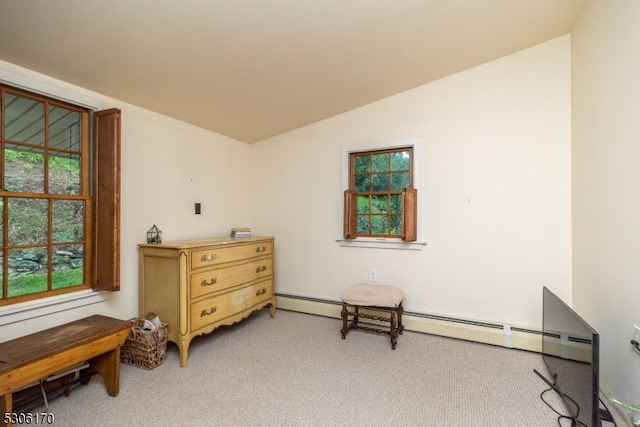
[230,227,251,238]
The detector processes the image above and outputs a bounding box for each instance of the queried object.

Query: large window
[0,84,120,307]
[342,139,421,249]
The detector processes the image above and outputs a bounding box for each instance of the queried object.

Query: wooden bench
[0,315,131,426]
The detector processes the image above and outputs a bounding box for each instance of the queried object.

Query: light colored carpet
[15,309,625,426]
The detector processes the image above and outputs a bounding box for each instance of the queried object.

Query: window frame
[0,85,93,304]
[349,146,412,238]
[339,138,426,250]
[0,69,117,324]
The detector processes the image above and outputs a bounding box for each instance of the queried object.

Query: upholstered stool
[340,283,405,349]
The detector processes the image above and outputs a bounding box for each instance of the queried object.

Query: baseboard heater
[274,293,542,353]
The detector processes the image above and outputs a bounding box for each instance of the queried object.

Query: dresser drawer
[190,257,273,299]
[190,279,273,331]
[191,241,273,270]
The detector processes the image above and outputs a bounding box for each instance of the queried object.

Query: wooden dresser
[138,236,275,367]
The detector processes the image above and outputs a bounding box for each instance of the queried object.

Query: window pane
[357,215,369,233]
[0,249,3,299]
[391,172,410,190]
[8,197,48,245]
[7,247,48,297]
[390,194,402,213]
[357,195,370,214]
[52,244,84,290]
[4,145,45,193]
[371,215,388,234]
[49,105,81,152]
[354,174,370,192]
[391,150,410,171]
[0,197,3,245]
[5,93,45,145]
[372,173,389,191]
[372,153,389,172]
[371,195,388,213]
[354,154,370,173]
[49,153,81,194]
[390,214,402,235]
[53,200,84,242]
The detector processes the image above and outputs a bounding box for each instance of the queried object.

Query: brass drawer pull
[201,253,217,262]
[201,277,218,287]
[256,265,267,273]
[256,288,267,296]
[200,306,217,317]
[255,246,267,253]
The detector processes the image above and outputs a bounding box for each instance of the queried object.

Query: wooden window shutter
[343,190,357,239]
[402,188,417,242]
[92,108,121,291]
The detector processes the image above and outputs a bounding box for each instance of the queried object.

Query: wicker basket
[120,313,168,370]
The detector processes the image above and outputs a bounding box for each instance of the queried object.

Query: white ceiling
[0,0,588,143]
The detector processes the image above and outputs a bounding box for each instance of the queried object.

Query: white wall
[0,34,573,345]
[1,3,635,407]
[0,60,252,340]
[571,0,640,402]
[252,36,572,329]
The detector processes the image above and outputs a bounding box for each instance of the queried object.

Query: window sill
[337,237,426,250]
[0,289,109,326]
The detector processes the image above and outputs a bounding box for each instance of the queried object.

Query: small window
[349,147,412,237]
[341,139,423,249]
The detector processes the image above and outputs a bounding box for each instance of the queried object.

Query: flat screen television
[535,286,612,426]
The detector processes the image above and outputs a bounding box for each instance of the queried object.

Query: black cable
[540,387,587,427]
[539,387,619,427]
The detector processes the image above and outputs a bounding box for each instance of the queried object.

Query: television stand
[598,402,615,425]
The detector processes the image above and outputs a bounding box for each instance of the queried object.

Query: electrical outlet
[195,203,201,214]
[368,268,377,282]
[633,325,640,343]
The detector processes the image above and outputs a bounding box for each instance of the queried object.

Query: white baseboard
[275,293,541,353]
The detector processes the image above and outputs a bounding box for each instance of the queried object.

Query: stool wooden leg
[390,308,398,349]
[341,303,348,339]
[340,301,403,349]
[352,306,359,328]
